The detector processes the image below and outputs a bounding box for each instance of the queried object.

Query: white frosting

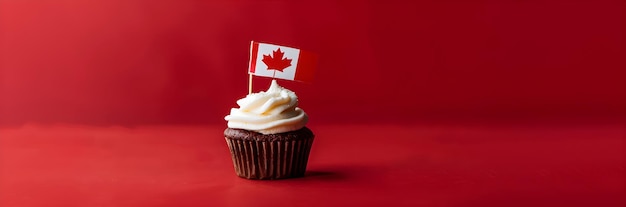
[225,80,308,134]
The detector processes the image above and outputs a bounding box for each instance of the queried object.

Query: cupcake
[224,80,314,179]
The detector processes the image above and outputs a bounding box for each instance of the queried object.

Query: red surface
[1,124,624,206]
[1,0,625,206]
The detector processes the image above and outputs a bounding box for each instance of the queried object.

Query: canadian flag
[248,41,317,83]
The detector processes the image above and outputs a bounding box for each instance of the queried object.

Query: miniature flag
[248,41,317,83]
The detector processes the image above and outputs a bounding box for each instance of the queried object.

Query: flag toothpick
[248,73,253,94]
[246,41,317,93]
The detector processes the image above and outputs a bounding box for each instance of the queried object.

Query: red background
[0,0,624,206]
[1,0,624,125]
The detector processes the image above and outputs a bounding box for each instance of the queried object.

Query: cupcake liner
[225,136,314,180]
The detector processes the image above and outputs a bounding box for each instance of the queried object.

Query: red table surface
[0,123,623,207]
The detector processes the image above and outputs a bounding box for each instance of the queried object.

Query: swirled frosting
[225,80,308,134]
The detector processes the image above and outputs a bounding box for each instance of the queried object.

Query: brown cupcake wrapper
[225,136,314,180]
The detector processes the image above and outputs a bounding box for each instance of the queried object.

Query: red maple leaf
[262,48,292,72]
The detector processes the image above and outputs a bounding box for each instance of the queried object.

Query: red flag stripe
[248,41,259,74]
[294,49,317,83]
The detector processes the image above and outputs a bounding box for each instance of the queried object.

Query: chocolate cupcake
[224,80,314,179]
